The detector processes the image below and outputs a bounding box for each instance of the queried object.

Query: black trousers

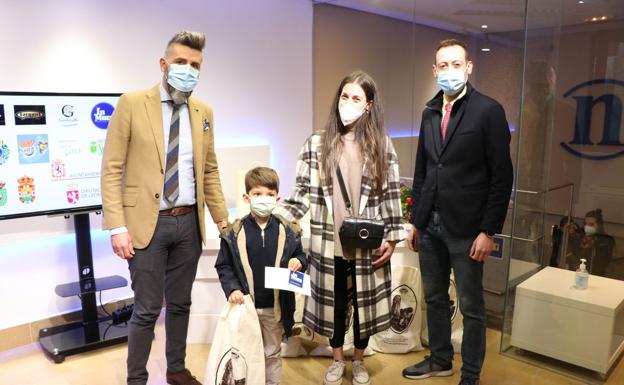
[329,257,370,350]
[126,209,202,385]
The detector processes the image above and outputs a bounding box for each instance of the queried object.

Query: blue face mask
[167,63,200,92]
[436,70,466,95]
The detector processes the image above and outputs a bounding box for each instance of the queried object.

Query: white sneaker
[324,360,346,385]
[351,360,371,385]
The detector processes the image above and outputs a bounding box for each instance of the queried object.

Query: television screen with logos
[0,92,119,220]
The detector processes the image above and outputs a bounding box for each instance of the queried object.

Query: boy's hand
[288,258,303,272]
[228,290,244,304]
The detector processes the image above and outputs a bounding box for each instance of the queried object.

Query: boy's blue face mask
[436,69,466,96]
[166,63,200,92]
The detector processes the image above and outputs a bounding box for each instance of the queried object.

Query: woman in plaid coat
[274,70,403,385]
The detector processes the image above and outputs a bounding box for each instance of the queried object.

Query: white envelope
[264,267,311,296]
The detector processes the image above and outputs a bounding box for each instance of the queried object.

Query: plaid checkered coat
[274,133,404,339]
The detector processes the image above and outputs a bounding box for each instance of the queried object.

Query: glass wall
[313,0,527,327]
[500,0,624,383]
[313,0,624,382]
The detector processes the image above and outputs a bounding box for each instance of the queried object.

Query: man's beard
[167,83,192,105]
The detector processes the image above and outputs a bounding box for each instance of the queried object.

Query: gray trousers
[257,308,283,385]
[126,209,202,385]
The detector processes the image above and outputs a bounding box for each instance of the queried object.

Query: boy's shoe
[324,360,346,385]
[402,355,453,380]
[352,360,371,385]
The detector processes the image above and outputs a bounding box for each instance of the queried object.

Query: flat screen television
[0,92,120,220]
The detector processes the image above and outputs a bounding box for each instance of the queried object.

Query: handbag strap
[336,167,353,216]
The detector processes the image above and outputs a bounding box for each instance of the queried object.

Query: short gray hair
[165,31,206,56]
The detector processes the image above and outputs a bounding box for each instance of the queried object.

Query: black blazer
[410,83,513,237]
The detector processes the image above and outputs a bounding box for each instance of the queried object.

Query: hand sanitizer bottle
[575,258,589,290]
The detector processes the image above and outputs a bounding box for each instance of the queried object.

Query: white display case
[511,266,624,376]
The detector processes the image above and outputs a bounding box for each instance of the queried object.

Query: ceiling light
[481,48,491,52]
[578,0,584,4]
[481,24,488,29]
[601,16,607,20]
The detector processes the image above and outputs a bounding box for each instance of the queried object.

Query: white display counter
[510,266,624,375]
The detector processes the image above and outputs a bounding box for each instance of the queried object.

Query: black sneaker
[402,355,453,380]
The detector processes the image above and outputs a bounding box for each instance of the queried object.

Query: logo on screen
[66,184,80,204]
[91,102,114,129]
[17,176,35,204]
[58,139,82,157]
[0,140,9,165]
[0,105,5,125]
[0,181,7,207]
[89,139,104,156]
[59,104,78,126]
[51,159,66,179]
[17,134,49,164]
[14,105,46,125]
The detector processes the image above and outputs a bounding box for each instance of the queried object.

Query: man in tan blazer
[101,31,228,385]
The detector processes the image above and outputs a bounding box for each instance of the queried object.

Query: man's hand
[288,258,303,272]
[470,232,493,262]
[216,218,228,231]
[406,226,419,252]
[372,240,398,268]
[228,289,244,305]
[111,232,135,259]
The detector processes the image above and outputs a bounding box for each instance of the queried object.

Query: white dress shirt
[159,84,196,210]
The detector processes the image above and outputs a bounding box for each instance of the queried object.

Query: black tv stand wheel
[53,354,65,364]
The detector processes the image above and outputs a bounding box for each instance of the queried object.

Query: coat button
[160,169,164,175]
[155,193,160,199]
[437,163,443,169]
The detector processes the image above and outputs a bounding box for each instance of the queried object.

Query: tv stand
[38,213,129,363]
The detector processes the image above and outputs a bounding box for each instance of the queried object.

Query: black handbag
[336,167,385,249]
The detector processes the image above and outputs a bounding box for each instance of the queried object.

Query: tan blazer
[101,84,228,248]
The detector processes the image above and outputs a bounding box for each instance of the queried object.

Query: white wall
[0,0,313,330]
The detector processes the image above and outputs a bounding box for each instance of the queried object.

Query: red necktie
[441,103,452,141]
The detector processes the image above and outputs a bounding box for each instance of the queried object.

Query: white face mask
[250,196,277,217]
[584,225,597,235]
[338,101,366,127]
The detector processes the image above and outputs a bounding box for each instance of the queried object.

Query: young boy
[215,166,307,385]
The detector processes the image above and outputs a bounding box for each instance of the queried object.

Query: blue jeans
[418,210,486,380]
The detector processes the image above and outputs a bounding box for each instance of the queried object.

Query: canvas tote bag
[205,295,265,385]
[370,265,424,353]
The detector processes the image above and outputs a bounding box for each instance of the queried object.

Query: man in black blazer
[402,39,513,385]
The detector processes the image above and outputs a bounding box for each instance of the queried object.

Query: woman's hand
[288,258,303,272]
[372,240,398,268]
[228,290,244,305]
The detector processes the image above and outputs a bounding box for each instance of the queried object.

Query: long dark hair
[320,70,388,194]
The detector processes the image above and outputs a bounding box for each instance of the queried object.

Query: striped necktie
[164,102,181,203]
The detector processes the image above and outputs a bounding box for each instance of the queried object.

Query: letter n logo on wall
[561,79,624,160]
